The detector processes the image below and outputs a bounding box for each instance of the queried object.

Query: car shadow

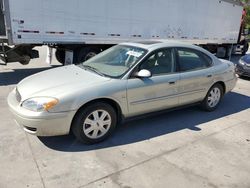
[38,91,250,152]
[0,66,60,86]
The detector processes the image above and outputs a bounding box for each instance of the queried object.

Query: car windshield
[79,45,147,78]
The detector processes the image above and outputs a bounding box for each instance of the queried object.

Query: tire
[19,55,31,65]
[55,49,65,65]
[72,102,117,144]
[201,84,223,112]
[77,47,101,64]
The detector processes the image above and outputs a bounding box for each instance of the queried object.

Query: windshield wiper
[82,65,105,77]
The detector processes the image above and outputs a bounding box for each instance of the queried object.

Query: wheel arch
[212,81,226,95]
[70,97,123,130]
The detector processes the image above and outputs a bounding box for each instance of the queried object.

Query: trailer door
[0,0,6,37]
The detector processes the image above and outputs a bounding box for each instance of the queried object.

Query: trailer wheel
[19,55,31,65]
[55,49,65,65]
[77,47,101,63]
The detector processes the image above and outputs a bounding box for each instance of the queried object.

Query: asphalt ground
[0,47,250,188]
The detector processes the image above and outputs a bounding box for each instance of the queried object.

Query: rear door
[176,48,214,105]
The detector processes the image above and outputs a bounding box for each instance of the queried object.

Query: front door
[126,48,180,117]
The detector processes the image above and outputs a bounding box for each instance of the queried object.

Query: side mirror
[136,69,152,78]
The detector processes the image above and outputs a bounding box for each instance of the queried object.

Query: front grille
[15,88,21,102]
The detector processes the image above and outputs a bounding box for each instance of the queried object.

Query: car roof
[121,40,206,52]
[120,40,218,64]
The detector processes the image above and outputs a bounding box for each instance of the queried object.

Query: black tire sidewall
[55,49,65,65]
[72,102,117,144]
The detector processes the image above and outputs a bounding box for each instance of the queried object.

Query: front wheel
[201,84,223,112]
[72,102,117,144]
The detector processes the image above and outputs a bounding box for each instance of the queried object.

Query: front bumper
[7,89,76,136]
[235,64,250,77]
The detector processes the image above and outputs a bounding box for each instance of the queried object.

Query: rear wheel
[72,102,117,144]
[201,84,223,112]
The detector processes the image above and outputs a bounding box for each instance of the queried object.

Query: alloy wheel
[83,110,112,139]
[207,87,221,108]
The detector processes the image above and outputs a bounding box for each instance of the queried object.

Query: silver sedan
[8,41,237,144]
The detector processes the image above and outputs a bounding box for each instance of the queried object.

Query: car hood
[17,65,111,100]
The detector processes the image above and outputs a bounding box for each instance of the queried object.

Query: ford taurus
[8,41,237,144]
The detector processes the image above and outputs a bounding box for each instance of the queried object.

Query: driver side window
[140,48,175,76]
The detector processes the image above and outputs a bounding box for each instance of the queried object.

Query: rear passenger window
[177,48,212,72]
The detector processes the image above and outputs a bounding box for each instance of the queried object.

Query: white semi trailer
[0,0,246,65]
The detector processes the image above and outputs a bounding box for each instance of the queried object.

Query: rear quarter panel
[210,59,237,93]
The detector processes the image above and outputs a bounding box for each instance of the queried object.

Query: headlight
[22,97,59,112]
[239,59,245,66]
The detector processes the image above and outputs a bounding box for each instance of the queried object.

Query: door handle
[169,81,176,85]
[207,75,212,78]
